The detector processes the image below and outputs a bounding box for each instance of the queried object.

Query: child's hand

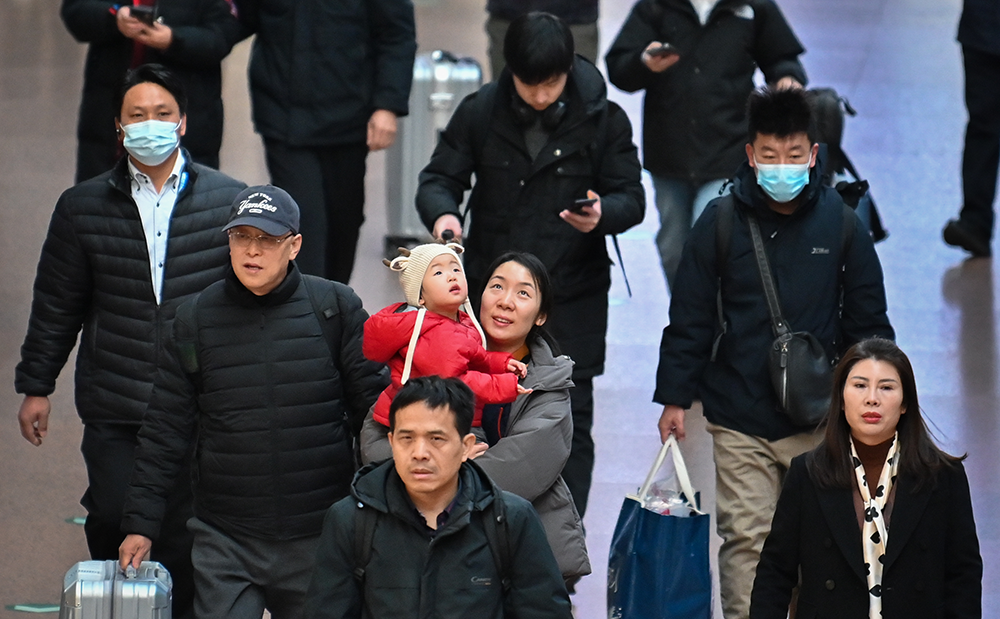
[516,384,533,396]
[507,359,528,377]
[468,442,489,459]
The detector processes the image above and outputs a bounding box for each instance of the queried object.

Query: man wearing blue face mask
[652,87,894,619]
[14,64,245,619]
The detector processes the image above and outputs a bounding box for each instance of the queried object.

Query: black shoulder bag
[747,215,832,427]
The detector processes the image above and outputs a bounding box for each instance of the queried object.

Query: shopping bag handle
[631,435,704,514]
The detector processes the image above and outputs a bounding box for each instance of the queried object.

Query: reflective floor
[1,0,996,617]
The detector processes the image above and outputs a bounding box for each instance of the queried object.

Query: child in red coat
[364,242,528,429]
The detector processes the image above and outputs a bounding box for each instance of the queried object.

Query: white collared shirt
[690,0,720,24]
[127,151,187,304]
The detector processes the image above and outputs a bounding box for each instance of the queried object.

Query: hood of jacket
[496,55,609,138]
[521,337,574,393]
[351,458,500,521]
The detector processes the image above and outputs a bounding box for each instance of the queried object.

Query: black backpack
[808,88,888,243]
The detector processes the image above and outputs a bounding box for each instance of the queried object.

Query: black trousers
[546,290,609,519]
[263,139,369,284]
[959,45,1000,239]
[80,423,196,619]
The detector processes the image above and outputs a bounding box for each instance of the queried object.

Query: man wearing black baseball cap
[118,185,388,619]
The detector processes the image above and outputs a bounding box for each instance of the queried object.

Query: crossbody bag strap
[746,215,790,338]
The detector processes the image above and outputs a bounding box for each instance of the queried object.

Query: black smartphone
[570,198,597,214]
[647,42,679,58]
[130,4,157,26]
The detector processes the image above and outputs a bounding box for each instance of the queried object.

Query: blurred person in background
[942,0,1000,258]
[62,0,242,182]
[234,0,416,284]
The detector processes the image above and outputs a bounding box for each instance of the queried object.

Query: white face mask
[121,119,181,166]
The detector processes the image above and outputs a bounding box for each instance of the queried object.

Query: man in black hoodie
[304,376,572,619]
[653,88,893,619]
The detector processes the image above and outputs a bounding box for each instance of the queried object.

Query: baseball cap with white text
[223,185,300,236]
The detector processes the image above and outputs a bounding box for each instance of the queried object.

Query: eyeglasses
[227,230,294,250]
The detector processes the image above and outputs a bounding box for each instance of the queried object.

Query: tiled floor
[0,0,996,617]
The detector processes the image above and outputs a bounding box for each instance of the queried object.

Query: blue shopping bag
[608,436,712,619]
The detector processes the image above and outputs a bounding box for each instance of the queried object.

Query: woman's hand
[516,384,533,395]
[468,442,489,459]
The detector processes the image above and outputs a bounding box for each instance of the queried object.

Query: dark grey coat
[751,454,982,619]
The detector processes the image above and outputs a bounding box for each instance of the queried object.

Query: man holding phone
[606,0,808,291]
[417,12,644,519]
[61,0,243,182]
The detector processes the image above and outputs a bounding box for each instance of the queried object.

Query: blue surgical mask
[121,119,181,166]
[753,158,810,203]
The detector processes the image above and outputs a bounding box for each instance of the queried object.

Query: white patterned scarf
[850,433,899,619]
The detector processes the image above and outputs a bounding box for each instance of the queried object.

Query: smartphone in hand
[647,42,679,58]
[130,4,157,26]
[570,198,598,214]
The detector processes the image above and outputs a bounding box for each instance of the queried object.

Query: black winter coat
[236,0,416,147]
[486,0,598,24]
[304,459,573,619]
[121,266,388,541]
[606,0,807,181]
[416,58,644,376]
[15,154,245,425]
[61,0,243,180]
[653,154,894,440]
[751,455,982,619]
[959,0,1000,56]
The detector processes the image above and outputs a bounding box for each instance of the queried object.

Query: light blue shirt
[127,151,187,304]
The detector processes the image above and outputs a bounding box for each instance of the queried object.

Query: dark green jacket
[304,459,572,619]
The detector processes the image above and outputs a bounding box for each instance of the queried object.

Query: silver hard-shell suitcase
[384,50,482,256]
[60,560,172,619]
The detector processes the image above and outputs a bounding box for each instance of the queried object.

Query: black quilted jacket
[121,266,388,541]
[15,153,245,425]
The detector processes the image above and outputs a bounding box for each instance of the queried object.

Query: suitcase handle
[125,565,137,579]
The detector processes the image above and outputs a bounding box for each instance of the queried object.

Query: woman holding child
[360,249,590,581]
[750,338,982,619]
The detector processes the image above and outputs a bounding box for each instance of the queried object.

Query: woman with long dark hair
[750,338,982,619]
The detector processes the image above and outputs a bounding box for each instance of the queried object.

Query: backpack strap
[840,203,856,264]
[711,196,736,361]
[302,275,343,367]
[482,494,512,593]
[173,296,203,391]
[352,502,379,584]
